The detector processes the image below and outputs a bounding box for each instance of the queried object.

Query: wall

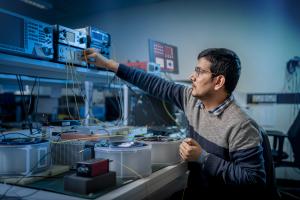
[62,0,299,86]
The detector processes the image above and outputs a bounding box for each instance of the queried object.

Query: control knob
[79,37,87,44]
[43,27,52,34]
[42,47,53,56]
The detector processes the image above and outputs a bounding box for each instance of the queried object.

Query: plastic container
[0,139,51,175]
[95,141,151,178]
[136,136,182,165]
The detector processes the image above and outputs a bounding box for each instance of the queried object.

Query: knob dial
[79,37,87,44]
[43,27,51,34]
[42,47,53,56]
[61,29,67,37]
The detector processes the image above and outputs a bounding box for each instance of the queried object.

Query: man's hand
[82,48,119,72]
[179,138,202,161]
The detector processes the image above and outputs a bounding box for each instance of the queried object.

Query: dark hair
[197,48,241,94]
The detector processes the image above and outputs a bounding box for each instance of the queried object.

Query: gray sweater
[116,64,266,197]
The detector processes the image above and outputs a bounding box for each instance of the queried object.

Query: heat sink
[51,141,92,168]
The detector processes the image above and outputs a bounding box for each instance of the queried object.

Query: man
[83,48,266,199]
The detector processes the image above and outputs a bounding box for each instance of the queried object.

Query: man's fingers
[82,50,94,61]
[86,53,97,59]
[188,139,198,146]
[179,146,186,157]
[84,48,97,54]
[179,148,187,160]
[180,143,193,160]
[184,138,199,147]
[183,141,194,152]
[184,138,192,143]
[180,142,190,154]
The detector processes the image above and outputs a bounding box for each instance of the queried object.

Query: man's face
[190,57,216,99]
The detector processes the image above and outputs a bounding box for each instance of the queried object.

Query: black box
[64,171,116,194]
[76,158,109,177]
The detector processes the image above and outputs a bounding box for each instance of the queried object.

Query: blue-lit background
[0,0,300,194]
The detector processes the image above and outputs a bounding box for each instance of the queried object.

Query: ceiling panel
[0,0,167,24]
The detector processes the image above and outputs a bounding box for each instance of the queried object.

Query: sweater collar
[196,95,234,116]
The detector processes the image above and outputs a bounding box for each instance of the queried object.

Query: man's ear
[214,75,226,91]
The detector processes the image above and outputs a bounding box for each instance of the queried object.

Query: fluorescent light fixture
[20,0,53,10]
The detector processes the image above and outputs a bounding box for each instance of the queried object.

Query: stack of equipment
[53,25,87,66]
[64,158,116,194]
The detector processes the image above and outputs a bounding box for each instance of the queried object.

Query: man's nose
[189,73,195,81]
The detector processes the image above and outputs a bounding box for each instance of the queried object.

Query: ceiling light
[20,0,53,10]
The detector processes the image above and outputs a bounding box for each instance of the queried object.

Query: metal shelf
[0,74,123,89]
[0,53,114,83]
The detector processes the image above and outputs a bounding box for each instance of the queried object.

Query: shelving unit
[0,52,188,199]
[0,53,128,123]
[0,53,114,83]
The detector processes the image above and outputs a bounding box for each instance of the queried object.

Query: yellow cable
[162,101,180,127]
[79,117,103,125]
[66,48,103,125]
[114,159,144,179]
[71,50,89,123]
[75,49,103,125]
[50,134,123,144]
[65,60,74,120]
[68,45,81,122]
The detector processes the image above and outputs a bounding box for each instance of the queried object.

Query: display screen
[130,94,176,126]
[0,12,24,48]
[92,32,103,41]
[148,39,179,74]
[66,31,75,42]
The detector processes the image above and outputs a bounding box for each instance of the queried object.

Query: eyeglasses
[194,66,216,77]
